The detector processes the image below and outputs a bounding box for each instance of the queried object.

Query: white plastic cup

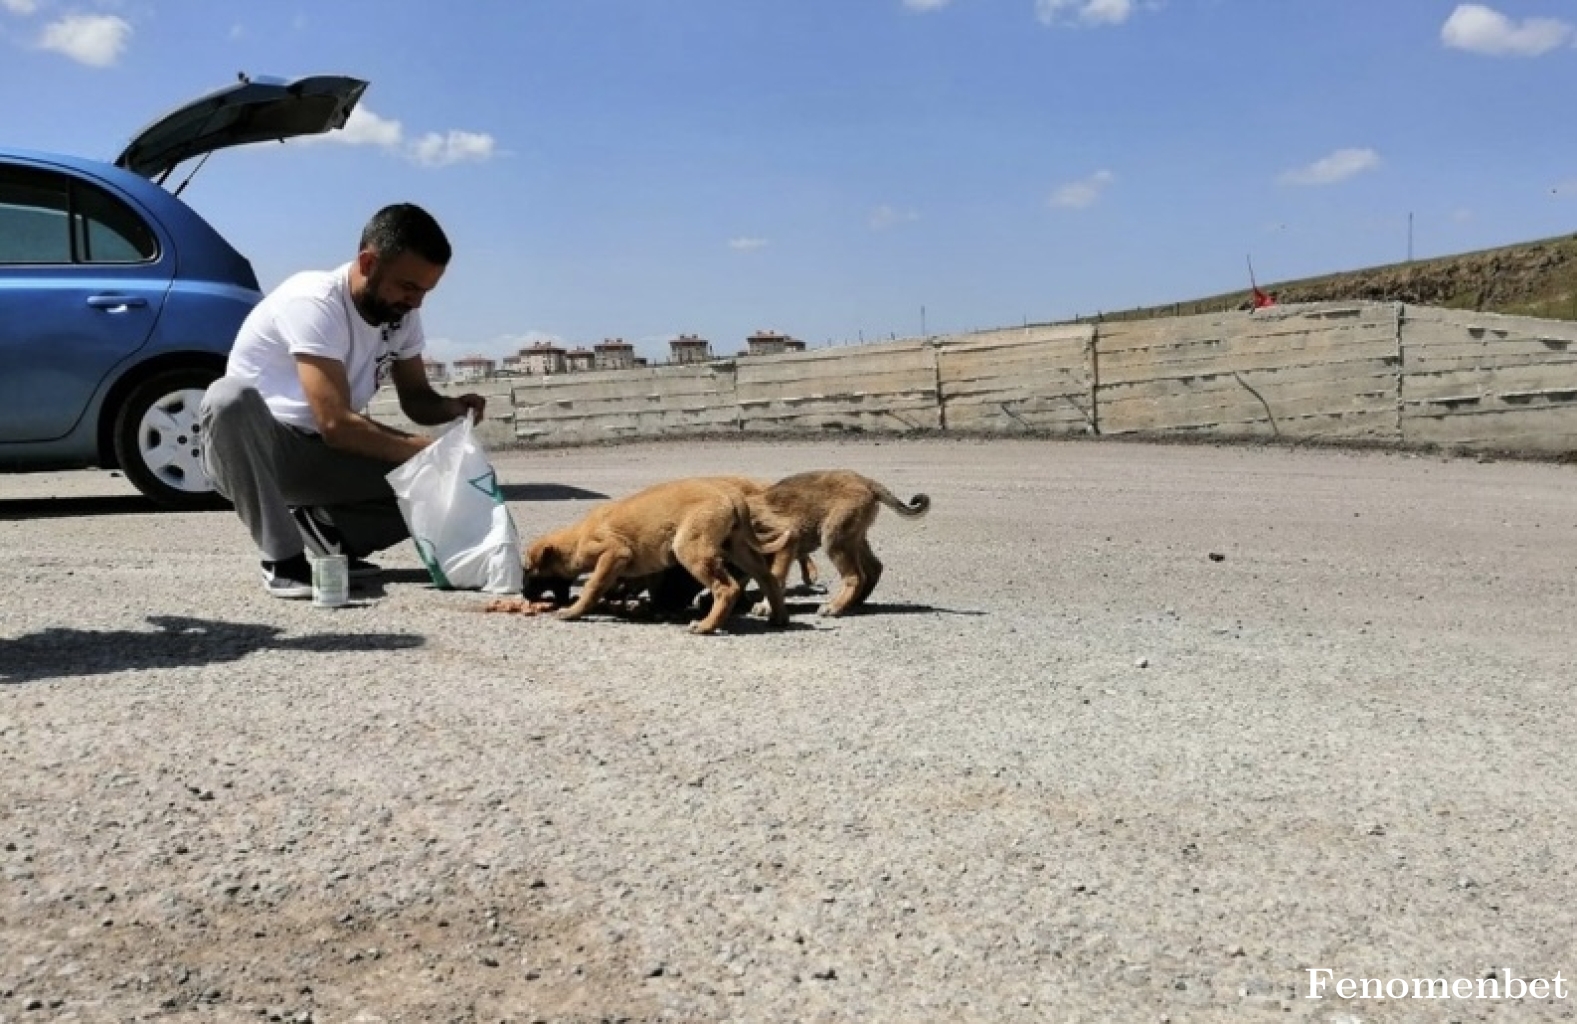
[311,554,349,608]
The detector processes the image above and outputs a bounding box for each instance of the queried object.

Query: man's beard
[355,269,410,326]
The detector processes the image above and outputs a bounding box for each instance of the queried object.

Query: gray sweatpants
[198,376,410,562]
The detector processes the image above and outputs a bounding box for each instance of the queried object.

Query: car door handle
[87,294,149,311]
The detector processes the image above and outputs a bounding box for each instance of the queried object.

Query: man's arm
[391,356,486,426]
[296,354,433,464]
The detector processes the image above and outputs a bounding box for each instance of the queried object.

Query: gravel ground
[2,436,1575,1024]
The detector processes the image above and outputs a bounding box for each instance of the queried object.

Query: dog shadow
[776,600,985,618]
[843,601,986,617]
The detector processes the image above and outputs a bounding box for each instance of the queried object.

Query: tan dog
[523,476,790,634]
[716,476,818,589]
[748,470,930,616]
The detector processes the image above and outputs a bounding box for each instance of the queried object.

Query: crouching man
[199,202,485,598]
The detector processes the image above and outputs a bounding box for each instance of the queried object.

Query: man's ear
[355,248,378,276]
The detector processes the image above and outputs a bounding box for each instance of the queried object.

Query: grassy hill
[1080,231,1577,324]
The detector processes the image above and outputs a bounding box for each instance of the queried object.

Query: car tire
[112,367,229,511]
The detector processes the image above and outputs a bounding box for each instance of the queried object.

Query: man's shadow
[0,615,424,685]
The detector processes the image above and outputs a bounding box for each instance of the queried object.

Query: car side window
[0,165,158,265]
[0,168,71,263]
[74,179,158,263]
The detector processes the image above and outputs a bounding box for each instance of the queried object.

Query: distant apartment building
[593,337,636,371]
[669,333,713,365]
[423,358,448,383]
[746,329,805,356]
[565,346,596,372]
[503,341,567,376]
[450,354,497,383]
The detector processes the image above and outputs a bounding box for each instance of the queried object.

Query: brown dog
[748,470,930,616]
[523,476,790,634]
[716,476,819,590]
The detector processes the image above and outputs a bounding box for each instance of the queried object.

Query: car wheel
[112,367,228,511]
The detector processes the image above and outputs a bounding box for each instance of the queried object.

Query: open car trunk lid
[113,73,368,181]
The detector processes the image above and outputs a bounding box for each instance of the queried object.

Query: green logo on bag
[468,470,503,504]
[412,537,452,589]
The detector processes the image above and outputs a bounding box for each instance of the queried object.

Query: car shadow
[0,495,178,520]
[499,483,608,501]
[0,614,425,685]
[0,482,600,521]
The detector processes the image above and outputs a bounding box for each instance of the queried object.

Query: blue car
[0,74,367,509]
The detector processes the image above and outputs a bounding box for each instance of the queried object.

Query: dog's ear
[532,542,560,574]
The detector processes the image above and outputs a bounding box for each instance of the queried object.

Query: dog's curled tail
[873,482,931,518]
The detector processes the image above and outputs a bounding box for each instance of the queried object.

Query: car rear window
[0,165,158,265]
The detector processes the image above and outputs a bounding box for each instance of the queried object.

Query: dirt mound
[1268,234,1577,317]
[1095,231,1577,323]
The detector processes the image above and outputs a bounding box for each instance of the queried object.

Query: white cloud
[37,13,130,66]
[2,0,39,16]
[1441,3,1572,56]
[1036,0,1136,27]
[728,237,769,251]
[1049,169,1114,209]
[409,130,496,168]
[1279,148,1380,186]
[318,105,404,147]
[869,204,920,229]
[301,105,496,168]
[903,0,952,10]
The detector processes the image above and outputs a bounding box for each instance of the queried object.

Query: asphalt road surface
[2,436,1574,1023]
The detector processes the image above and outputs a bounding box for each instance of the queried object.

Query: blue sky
[4,1,1576,367]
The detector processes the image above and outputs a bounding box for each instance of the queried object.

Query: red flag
[1252,285,1276,309]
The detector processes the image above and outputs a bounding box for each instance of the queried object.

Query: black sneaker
[289,505,345,559]
[260,554,313,599]
[347,557,381,580]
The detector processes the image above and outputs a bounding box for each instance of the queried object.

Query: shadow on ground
[500,483,608,501]
[0,495,186,520]
[0,483,601,522]
[0,615,425,685]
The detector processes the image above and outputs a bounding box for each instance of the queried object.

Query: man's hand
[392,358,486,427]
[451,393,487,423]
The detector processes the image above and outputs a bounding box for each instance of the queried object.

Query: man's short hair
[359,203,452,266]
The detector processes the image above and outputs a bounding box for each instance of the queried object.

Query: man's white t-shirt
[224,261,425,433]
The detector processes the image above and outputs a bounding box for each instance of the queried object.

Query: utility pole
[1408,212,1414,263]
[920,305,927,338]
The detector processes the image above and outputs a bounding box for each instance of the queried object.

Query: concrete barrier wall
[370,302,1576,457]
[935,324,1096,434]
[736,339,941,434]
[508,362,740,444]
[1095,302,1403,442]
[1399,306,1577,454]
